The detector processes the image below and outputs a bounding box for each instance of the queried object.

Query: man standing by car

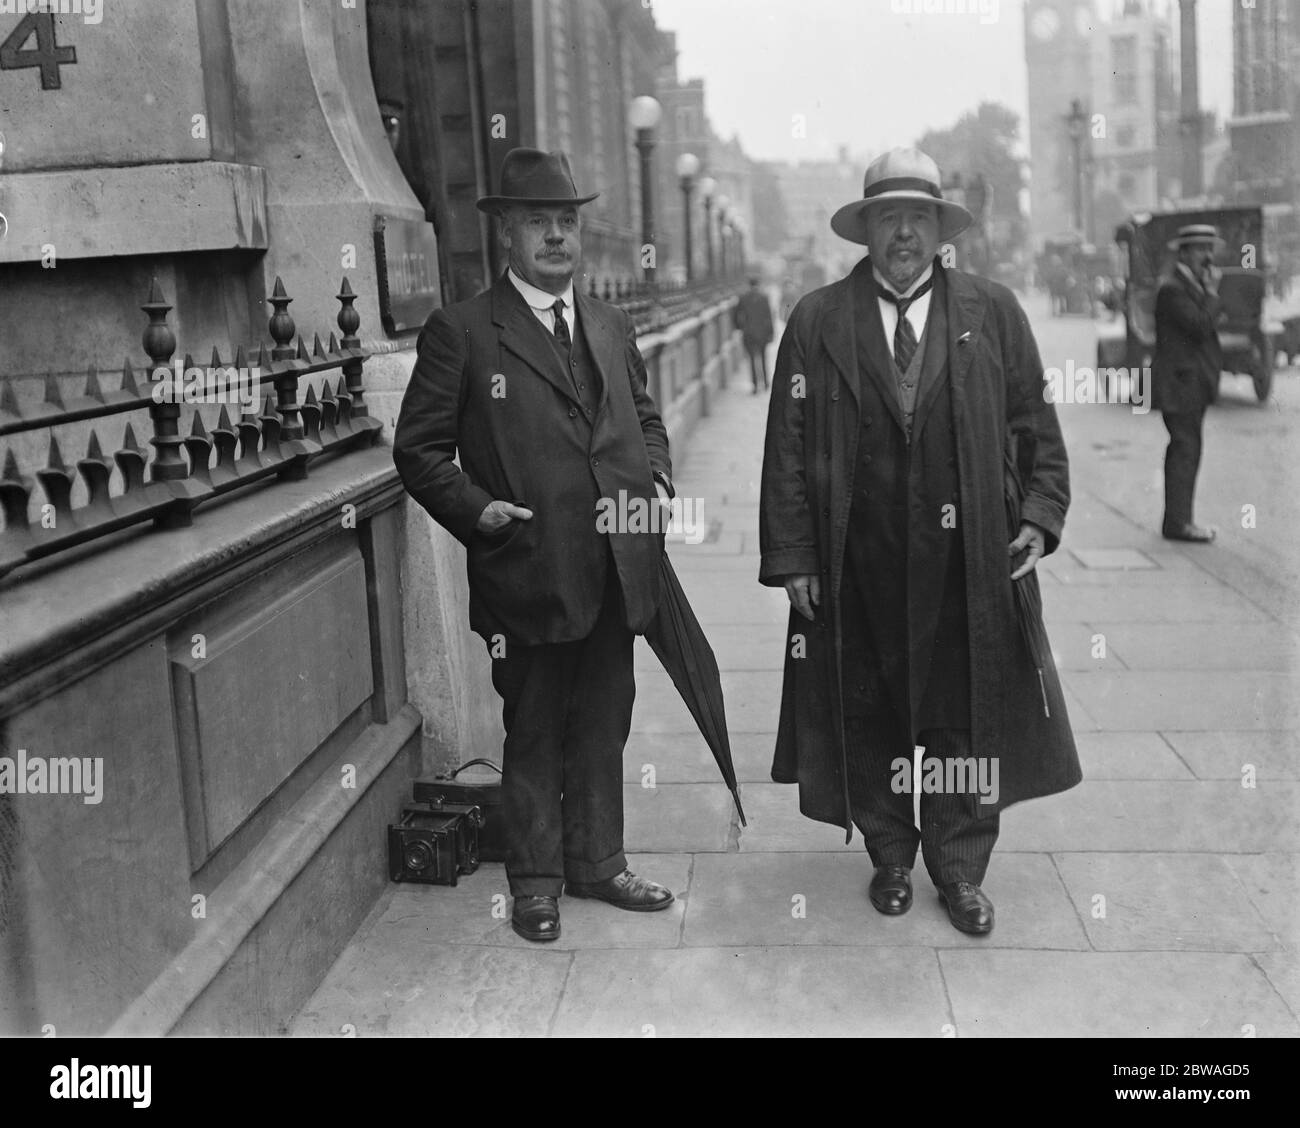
[393,149,676,943]
[1153,224,1225,543]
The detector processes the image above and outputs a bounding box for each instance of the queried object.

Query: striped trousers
[844,718,1000,885]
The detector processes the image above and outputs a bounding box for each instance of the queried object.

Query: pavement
[293,294,1300,1038]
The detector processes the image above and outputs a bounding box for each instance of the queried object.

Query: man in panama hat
[760,148,1080,935]
[393,148,677,942]
[1152,223,1226,542]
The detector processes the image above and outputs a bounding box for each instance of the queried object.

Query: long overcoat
[393,273,671,646]
[758,257,1081,837]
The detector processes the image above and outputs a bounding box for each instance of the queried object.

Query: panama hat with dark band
[1167,223,1224,251]
[830,148,973,245]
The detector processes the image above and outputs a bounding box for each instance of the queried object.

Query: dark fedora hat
[476,148,599,213]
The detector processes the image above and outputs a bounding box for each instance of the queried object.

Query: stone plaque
[373,213,442,335]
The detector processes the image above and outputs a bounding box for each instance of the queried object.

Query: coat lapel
[942,267,988,419]
[850,258,905,433]
[491,273,583,410]
[813,276,859,408]
[573,291,620,413]
[909,268,950,440]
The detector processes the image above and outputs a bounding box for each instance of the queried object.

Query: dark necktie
[551,298,571,352]
[879,275,933,372]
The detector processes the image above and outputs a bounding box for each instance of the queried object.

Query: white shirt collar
[508,267,574,312]
[872,261,934,301]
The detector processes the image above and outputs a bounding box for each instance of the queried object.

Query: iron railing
[0,277,382,580]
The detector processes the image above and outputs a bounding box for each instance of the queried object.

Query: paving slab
[1075,732,1195,779]
[1052,852,1278,952]
[550,946,950,1037]
[1040,584,1269,623]
[291,943,571,1037]
[1252,952,1300,1023]
[622,730,774,784]
[682,852,1088,950]
[1065,670,1299,731]
[635,624,786,672]
[939,950,1300,1037]
[1163,731,1300,780]
[1084,623,1299,671]
[313,854,692,955]
[1223,854,1300,949]
[995,781,1300,853]
[667,530,745,556]
[623,783,735,853]
[665,574,788,624]
[735,783,859,853]
[633,670,780,733]
[1047,621,1132,671]
[1070,548,1159,570]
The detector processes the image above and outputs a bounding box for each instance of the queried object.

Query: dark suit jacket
[393,273,671,645]
[1153,267,1223,413]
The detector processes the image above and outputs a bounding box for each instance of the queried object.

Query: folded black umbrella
[1004,450,1052,718]
[643,553,747,825]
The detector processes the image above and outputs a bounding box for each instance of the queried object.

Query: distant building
[1225,0,1298,277]
[653,32,758,282]
[767,147,869,279]
[1024,0,1097,248]
[1088,2,1179,235]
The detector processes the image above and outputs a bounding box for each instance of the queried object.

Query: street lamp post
[698,176,716,280]
[628,95,663,289]
[732,214,747,278]
[1066,98,1087,236]
[676,152,700,283]
[716,194,730,280]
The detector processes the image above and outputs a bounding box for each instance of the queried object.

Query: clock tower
[1024,0,1097,249]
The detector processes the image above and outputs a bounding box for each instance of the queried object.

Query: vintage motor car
[1096,205,1281,403]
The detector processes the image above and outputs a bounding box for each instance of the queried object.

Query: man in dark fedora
[1153,223,1225,543]
[393,148,676,942]
[759,148,1080,935]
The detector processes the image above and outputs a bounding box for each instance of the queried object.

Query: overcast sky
[649,0,1235,164]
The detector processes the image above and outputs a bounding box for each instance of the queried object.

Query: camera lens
[405,840,435,874]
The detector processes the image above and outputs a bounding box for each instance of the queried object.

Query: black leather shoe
[868,864,913,915]
[566,869,674,911]
[1162,523,1216,543]
[511,896,560,942]
[938,882,994,935]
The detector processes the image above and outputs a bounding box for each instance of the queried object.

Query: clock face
[1074,5,1094,37]
[1031,7,1061,41]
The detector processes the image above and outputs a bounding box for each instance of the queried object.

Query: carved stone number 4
[0,13,77,91]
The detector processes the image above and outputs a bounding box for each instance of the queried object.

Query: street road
[1029,291,1300,636]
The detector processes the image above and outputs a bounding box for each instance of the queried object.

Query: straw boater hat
[1167,223,1224,251]
[830,148,973,245]
[476,147,599,214]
